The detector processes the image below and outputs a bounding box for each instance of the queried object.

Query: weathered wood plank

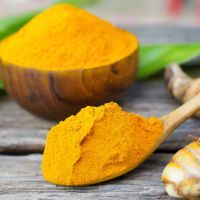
[0,77,200,154]
[0,129,45,154]
[0,153,174,200]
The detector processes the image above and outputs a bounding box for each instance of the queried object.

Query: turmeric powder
[0,4,138,71]
[42,102,163,186]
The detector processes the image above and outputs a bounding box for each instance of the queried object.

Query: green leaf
[138,43,200,80]
[0,81,3,90]
[0,11,38,40]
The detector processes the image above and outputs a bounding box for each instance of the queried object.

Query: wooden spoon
[0,50,138,120]
[42,93,200,186]
[107,93,200,185]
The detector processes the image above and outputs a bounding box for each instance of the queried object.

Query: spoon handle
[161,93,200,137]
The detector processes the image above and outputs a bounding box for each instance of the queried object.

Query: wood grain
[0,78,200,154]
[0,153,174,200]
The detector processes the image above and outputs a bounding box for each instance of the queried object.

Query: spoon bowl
[0,50,138,119]
[89,93,200,186]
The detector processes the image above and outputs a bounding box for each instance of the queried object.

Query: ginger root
[162,138,200,199]
[165,63,200,117]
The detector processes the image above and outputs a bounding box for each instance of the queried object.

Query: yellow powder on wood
[0,4,138,71]
[42,102,163,186]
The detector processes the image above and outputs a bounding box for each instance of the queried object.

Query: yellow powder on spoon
[42,102,163,186]
[0,4,138,71]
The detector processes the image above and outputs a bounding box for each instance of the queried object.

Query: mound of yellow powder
[42,102,163,186]
[0,4,138,70]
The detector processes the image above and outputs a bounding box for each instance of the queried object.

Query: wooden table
[0,25,200,199]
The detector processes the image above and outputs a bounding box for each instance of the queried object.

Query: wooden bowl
[0,50,138,119]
